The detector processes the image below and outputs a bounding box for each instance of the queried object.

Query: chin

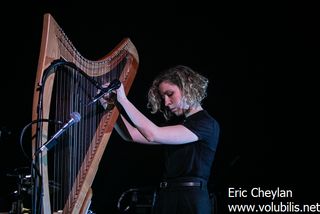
[174,111,184,116]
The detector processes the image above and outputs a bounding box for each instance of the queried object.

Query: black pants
[152,177,213,214]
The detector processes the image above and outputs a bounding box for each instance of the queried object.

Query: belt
[159,181,202,189]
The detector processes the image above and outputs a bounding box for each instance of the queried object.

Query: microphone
[35,112,81,154]
[88,79,121,106]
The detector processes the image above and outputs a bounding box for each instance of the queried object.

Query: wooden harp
[31,13,139,213]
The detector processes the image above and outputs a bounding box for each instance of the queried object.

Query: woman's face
[159,81,187,116]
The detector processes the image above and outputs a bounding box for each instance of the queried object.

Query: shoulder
[186,110,218,126]
[184,110,219,135]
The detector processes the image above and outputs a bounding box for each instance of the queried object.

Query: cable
[19,118,62,162]
[19,118,62,214]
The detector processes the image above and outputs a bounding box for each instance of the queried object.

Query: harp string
[47,55,124,211]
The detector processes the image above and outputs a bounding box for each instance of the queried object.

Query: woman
[113,65,220,214]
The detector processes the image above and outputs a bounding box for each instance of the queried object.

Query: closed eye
[161,91,173,99]
[166,92,173,97]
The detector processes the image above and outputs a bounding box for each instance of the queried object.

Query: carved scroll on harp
[31,13,139,214]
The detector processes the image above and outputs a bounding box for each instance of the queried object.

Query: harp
[31,13,139,213]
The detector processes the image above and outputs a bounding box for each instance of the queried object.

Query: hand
[98,82,116,109]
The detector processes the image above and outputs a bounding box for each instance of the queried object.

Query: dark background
[0,1,319,213]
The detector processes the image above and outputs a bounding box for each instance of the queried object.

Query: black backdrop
[1,1,319,213]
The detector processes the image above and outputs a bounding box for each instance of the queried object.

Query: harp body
[31,14,139,213]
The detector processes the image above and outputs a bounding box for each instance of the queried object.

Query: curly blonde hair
[147,65,209,120]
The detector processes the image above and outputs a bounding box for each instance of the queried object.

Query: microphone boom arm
[34,112,81,155]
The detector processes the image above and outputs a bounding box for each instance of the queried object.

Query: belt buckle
[160,181,168,188]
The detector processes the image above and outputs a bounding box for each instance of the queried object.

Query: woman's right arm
[114,114,159,145]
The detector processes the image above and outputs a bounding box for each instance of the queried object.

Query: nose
[164,96,171,107]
